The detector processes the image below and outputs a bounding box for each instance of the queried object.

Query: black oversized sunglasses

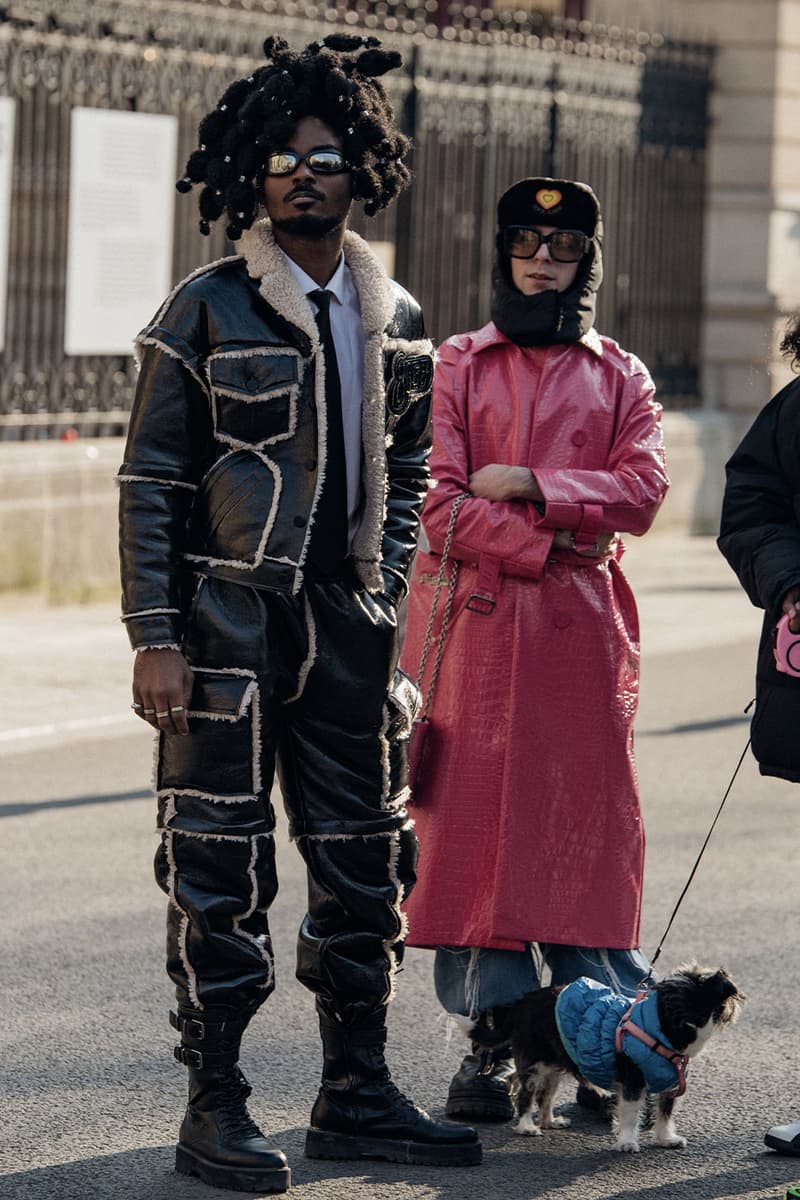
[264,148,350,177]
[503,226,589,263]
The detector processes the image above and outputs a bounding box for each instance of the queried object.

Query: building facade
[1,0,794,595]
[586,1,800,496]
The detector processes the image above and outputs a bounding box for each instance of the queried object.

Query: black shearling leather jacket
[119,223,434,650]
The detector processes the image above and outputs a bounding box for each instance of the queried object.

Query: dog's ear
[701,969,745,1024]
[660,965,745,1044]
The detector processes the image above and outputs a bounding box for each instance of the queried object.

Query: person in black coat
[718,315,800,1157]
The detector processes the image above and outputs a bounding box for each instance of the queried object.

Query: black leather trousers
[153,570,419,1024]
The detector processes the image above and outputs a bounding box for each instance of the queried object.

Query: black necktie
[306,289,348,576]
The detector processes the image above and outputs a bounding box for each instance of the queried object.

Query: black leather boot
[305,1009,482,1165]
[445,1043,515,1122]
[171,1008,290,1193]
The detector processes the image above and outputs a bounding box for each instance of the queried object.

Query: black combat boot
[445,1043,515,1122]
[445,1006,515,1122]
[171,1008,290,1193]
[305,1007,482,1165]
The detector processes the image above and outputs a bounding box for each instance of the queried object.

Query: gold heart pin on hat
[535,188,562,210]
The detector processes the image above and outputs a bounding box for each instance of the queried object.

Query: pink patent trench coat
[400,322,669,952]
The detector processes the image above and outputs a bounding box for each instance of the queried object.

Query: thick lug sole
[446,1089,514,1123]
[175,1144,291,1192]
[305,1127,482,1166]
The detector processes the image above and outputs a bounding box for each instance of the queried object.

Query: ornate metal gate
[0,5,712,438]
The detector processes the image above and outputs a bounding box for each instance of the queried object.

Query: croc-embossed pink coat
[400,321,669,952]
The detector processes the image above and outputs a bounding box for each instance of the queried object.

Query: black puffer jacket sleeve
[718,378,800,615]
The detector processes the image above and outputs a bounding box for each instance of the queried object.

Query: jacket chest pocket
[208,350,302,449]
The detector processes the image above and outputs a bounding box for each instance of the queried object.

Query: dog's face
[656,963,745,1054]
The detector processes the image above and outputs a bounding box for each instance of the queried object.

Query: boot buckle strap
[173,1043,240,1070]
[174,1044,204,1069]
[170,1010,206,1040]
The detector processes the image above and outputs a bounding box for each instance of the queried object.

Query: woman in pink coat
[400,178,669,1121]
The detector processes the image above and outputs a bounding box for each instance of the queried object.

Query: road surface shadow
[0,787,151,818]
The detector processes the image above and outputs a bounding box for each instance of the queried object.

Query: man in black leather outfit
[118,33,480,1193]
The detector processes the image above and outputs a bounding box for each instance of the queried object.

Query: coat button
[293,515,306,528]
[306,459,317,471]
[554,614,572,629]
[571,430,588,447]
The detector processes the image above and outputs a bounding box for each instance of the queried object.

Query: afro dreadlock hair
[176,33,412,241]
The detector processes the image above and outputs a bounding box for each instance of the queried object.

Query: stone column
[587,0,800,418]
[584,0,800,529]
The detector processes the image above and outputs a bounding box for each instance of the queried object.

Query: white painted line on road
[0,713,133,743]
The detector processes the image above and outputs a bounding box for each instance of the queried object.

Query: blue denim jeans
[434,943,651,1019]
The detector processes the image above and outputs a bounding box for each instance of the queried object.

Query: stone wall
[0,413,726,608]
[0,439,122,602]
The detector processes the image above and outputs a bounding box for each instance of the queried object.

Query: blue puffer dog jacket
[555,977,687,1094]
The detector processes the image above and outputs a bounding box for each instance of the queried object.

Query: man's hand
[468,464,544,503]
[552,529,618,558]
[132,648,194,736]
[783,586,800,633]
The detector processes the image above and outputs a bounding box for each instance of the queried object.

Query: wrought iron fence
[0,3,711,438]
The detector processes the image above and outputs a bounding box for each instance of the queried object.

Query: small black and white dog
[469,964,744,1153]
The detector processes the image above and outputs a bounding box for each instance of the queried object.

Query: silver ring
[131,702,144,711]
[155,709,170,718]
[143,708,156,716]
[169,705,185,714]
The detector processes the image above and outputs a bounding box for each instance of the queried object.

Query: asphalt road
[2,534,800,1200]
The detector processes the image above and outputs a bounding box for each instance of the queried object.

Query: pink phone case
[775,613,800,676]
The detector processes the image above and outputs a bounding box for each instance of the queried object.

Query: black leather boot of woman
[445,1006,515,1122]
[306,1005,482,1164]
[171,1008,290,1193]
[445,1042,515,1122]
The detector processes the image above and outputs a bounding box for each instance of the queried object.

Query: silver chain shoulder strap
[416,492,469,721]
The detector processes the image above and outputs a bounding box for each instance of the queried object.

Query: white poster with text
[65,108,178,356]
[0,98,16,354]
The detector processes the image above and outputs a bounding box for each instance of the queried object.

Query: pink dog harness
[615,990,689,1098]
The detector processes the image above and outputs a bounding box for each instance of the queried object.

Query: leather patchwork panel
[158,669,258,801]
[188,670,254,719]
[191,450,280,566]
[208,351,300,448]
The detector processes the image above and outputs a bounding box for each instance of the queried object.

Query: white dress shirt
[279,248,366,545]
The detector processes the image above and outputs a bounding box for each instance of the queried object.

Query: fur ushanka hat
[491,176,603,347]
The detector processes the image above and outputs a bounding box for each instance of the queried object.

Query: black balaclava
[490,177,604,347]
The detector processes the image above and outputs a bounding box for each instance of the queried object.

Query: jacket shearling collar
[236,219,401,594]
[236,219,396,344]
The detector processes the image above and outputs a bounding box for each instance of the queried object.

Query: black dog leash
[645,694,764,979]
